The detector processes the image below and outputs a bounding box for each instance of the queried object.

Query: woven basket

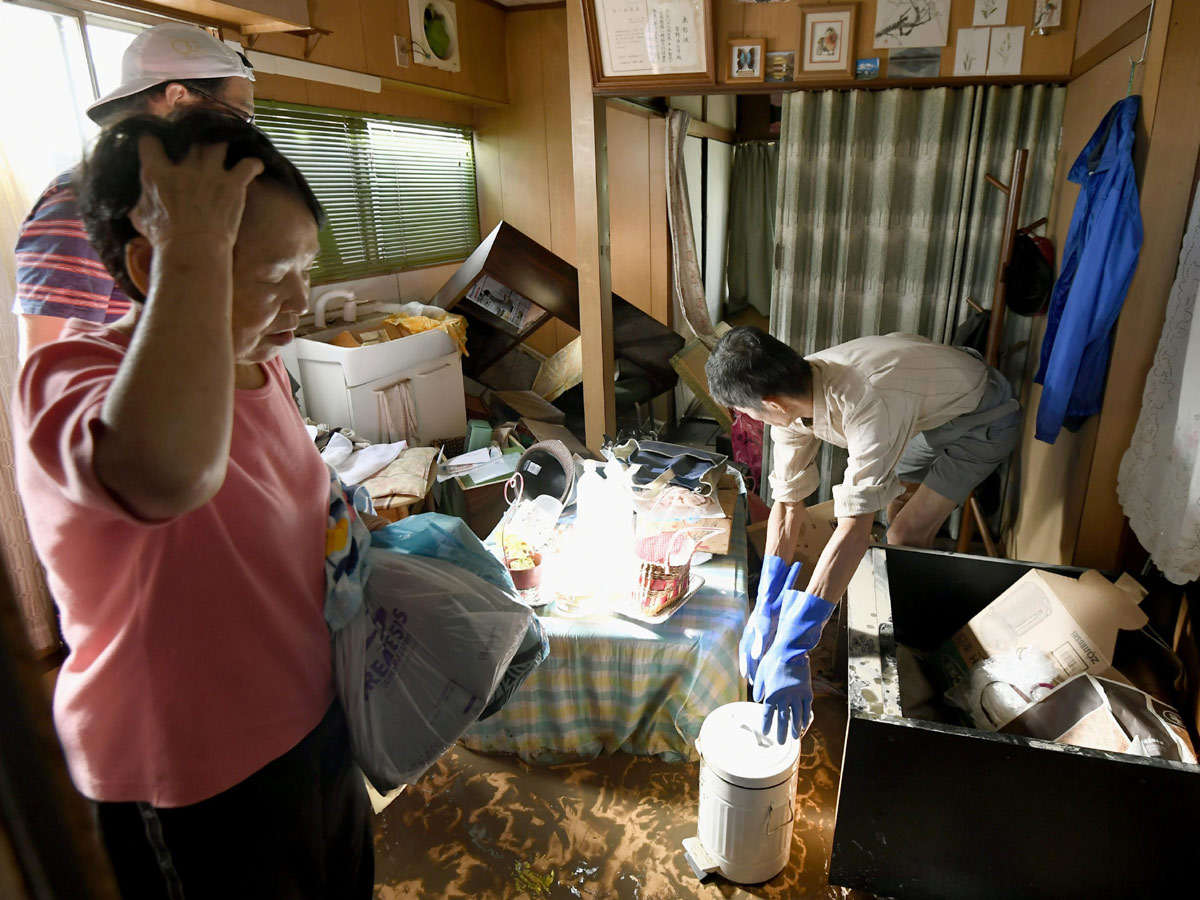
[631,527,720,615]
[633,557,692,615]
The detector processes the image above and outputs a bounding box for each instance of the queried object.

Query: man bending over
[706,327,1021,740]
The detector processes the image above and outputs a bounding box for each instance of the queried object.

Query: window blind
[254,101,479,284]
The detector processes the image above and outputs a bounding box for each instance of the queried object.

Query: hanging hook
[1131,0,1157,66]
[1128,0,1157,96]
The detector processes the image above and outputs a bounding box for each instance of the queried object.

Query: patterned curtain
[765,84,1066,508]
[0,144,58,654]
[726,141,779,318]
[666,109,721,349]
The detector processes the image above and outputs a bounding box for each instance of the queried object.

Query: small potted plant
[502,535,543,590]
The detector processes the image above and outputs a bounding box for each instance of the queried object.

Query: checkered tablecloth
[462,498,749,764]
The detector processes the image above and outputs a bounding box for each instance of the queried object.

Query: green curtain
[726,141,779,318]
[765,84,1066,506]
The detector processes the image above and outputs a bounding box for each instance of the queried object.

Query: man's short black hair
[77,108,324,303]
[91,77,231,127]
[705,326,812,411]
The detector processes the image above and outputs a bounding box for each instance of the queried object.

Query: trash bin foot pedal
[682,836,721,882]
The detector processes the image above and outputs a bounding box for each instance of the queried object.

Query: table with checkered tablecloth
[462,498,749,764]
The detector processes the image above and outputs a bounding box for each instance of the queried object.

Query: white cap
[87,23,255,122]
[697,702,801,789]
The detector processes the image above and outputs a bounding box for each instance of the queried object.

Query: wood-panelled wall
[252,70,474,125]
[1008,0,1200,569]
[714,0,1079,89]
[474,7,669,358]
[244,0,507,108]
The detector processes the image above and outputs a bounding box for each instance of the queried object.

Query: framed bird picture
[800,3,858,77]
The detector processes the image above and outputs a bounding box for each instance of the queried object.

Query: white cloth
[769,333,989,516]
[375,379,420,445]
[320,431,354,468]
[1117,194,1200,584]
[338,441,407,486]
[320,431,407,487]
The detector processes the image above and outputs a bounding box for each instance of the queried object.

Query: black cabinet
[830,546,1200,899]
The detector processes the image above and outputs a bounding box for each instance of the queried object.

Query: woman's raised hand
[128,135,264,250]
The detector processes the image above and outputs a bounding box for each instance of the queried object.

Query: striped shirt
[769,333,989,517]
[14,171,132,323]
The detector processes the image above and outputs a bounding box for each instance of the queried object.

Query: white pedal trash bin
[688,701,801,884]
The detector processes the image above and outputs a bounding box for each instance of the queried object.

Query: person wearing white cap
[12,22,256,359]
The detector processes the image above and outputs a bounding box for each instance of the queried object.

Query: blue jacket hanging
[1034,95,1143,443]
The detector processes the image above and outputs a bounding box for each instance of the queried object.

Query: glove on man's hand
[752,589,837,743]
[739,557,803,683]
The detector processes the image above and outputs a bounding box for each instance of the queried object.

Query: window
[85,13,151,98]
[254,102,480,284]
[0,1,164,199]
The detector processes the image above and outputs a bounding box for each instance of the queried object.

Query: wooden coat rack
[956,147,1032,557]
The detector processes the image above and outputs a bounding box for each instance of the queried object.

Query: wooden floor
[371,693,877,900]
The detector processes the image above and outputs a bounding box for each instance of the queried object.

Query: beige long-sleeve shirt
[769,333,989,517]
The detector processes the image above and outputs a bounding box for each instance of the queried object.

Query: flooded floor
[372,693,877,900]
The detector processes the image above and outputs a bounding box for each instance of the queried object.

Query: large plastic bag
[368,513,513,593]
[479,607,549,720]
[334,547,532,793]
[371,514,549,719]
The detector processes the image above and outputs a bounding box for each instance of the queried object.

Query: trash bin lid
[697,702,801,789]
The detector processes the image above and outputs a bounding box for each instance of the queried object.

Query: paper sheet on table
[447,446,498,468]
[437,445,501,483]
[464,452,518,485]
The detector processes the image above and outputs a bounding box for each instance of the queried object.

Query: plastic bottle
[576,460,605,537]
[571,459,636,603]
[600,457,635,553]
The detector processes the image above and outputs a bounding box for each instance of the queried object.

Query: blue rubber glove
[739,557,803,683]
[753,589,837,743]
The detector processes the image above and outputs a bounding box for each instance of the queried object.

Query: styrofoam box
[294,322,465,445]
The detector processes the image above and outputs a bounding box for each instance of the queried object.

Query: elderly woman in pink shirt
[13,110,372,898]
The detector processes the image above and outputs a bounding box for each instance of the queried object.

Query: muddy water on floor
[372,694,876,900]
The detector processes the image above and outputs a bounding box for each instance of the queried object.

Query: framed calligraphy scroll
[582,0,716,95]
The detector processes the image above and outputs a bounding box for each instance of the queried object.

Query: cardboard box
[670,340,734,431]
[435,438,525,538]
[488,390,566,425]
[933,568,1149,691]
[635,480,739,555]
[520,419,593,460]
[746,500,836,592]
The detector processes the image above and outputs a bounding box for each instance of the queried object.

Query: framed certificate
[582,0,716,95]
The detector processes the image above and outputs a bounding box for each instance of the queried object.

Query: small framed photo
[728,38,766,82]
[800,3,858,76]
[764,50,795,83]
[855,57,880,79]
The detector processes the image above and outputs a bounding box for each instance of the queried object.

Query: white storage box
[294,318,465,445]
